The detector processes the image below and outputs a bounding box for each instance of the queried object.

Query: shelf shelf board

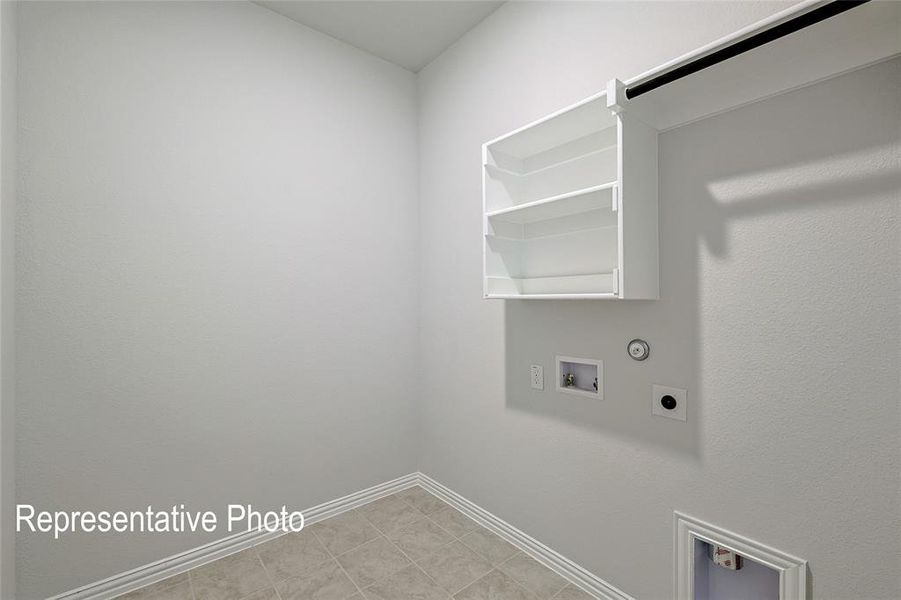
[484,163,521,178]
[486,272,616,297]
[484,92,616,159]
[486,182,616,225]
[485,130,618,177]
[485,293,618,300]
[485,223,617,243]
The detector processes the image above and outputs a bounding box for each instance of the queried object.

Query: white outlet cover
[652,384,687,421]
[530,365,543,390]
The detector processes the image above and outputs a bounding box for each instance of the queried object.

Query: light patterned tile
[361,564,449,600]
[256,531,332,582]
[454,570,538,600]
[417,541,492,595]
[190,548,271,600]
[116,576,191,600]
[277,560,359,600]
[238,589,280,600]
[395,486,449,515]
[358,495,426,534]
[552,585,596,600]
[336,536,410,588]
[498,553,567,599]
[387,517,454,561]
[311,510,381,556]
[428,506,479,538]
[460,529,518,566]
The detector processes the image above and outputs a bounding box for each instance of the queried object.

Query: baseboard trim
[48,473,419,600]
[416,473,633,600]
[50,472,632,600]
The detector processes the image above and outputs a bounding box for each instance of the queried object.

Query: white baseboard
[417,473,633,600]
[49,473,420,600]
[50,472,632,600]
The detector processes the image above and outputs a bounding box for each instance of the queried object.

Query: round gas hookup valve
[627,339,650,361]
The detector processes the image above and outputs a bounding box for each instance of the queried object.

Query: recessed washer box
[556,356,603,399]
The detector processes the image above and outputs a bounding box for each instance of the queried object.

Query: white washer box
[556,356,603,399]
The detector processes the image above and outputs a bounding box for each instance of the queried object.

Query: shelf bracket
[606,78,627,114]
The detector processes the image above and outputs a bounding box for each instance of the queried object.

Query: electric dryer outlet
[652,384,687,421]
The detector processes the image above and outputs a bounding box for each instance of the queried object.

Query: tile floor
[116,486,596,600]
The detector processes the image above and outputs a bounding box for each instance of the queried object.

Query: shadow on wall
[503,59,901,461]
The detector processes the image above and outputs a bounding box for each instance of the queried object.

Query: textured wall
[417,3,901,599]
[0,1,17,596]
[16,2,419,597]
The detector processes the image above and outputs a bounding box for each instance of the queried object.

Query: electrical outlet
[652,384,687,421]
[530,365,544,390]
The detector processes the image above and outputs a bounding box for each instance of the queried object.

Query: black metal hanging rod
[625,0,872,100]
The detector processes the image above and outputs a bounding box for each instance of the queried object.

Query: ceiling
[255,1,504,72]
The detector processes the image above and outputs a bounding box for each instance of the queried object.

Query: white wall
[15,2,419,597]
[0,1,17,597]
[418,3,900,599]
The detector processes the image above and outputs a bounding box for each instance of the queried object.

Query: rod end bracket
[606,78,627,113]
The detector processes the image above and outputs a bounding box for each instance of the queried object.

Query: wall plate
[652,384,686,421]
[530,365,544,390]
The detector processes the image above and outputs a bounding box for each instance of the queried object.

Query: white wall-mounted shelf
[482,91,658,300]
